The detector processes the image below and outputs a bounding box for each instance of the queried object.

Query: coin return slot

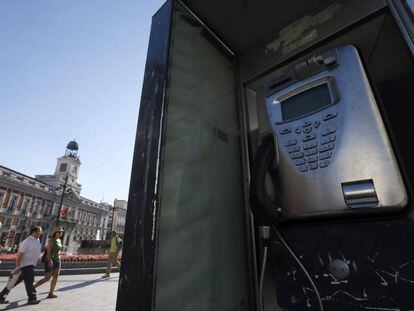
[341,180,379,208]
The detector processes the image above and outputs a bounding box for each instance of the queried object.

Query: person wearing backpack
[34,227,63,298]
[101,231,122,278]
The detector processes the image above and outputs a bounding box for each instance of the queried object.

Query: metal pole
[56,174,68,225]
[110,207,116,233]
[18,215,28,246]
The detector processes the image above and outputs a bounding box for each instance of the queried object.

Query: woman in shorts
[34,227,63,298]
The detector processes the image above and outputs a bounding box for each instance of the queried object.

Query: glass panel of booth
[153,3,251,311]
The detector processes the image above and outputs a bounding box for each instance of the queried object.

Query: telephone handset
[251,45,407,221]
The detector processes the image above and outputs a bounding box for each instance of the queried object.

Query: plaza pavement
[0,273,119,311]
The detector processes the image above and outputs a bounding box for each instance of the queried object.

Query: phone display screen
[281,83,332,121]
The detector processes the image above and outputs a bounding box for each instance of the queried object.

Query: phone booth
[117,1,414,310]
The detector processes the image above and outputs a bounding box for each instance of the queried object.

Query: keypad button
[294,158,306,165]
[307,155,318,163]
[319,151,332,160]
[287,145,300,153]
[284,139,297,146]
[303,141,317,150]
[295,127,301,134]
[321,126,337,136]
[290,152,304,159]
[302,121,312,128]
[304,148,317,156]
[314,121,321,128]
[303,127,312,134]
[320,160,330,168]
[279,128,292,135]
[319,143,334,153]
[321,135,336,145]
[309,163,318,170]
[323,112,338,121]
[302,134,316,142]
[299,165,308,172]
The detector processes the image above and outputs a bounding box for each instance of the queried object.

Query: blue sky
[0,0,165,203]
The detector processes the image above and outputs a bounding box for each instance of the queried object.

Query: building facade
[0,141,110,251]
[112,199,127,238]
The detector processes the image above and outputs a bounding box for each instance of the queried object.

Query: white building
[0,141,110,251]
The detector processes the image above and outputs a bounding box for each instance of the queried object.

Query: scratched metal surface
[270,219,414,310]
[116,1,174,310]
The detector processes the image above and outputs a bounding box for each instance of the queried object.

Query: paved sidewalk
[0,273,119,311]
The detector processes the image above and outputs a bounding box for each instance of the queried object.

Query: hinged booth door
[117,2,253,311]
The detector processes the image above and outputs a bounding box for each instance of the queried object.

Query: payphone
[251,45,407,222]
[120,1,414,310]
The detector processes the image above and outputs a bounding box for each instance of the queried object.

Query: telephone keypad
[278,111,338,173]
[294,158,306,165]
[319,143,334,153]
[279,128,292,135]
[302,121,312,128]
[284,139,297,146]
[321,126,336,136]
[321,135,336,145]
[319,151,332,160]
[320,160,330,168]
[291,152,304,159]
[323,112,338,121]
[303,141,317,150]
[306,155,318,163]
[309,163,318,170]
[287,146,300,153]
[304,148,317,156]
[303,127,313,134]
[302,134,316,142]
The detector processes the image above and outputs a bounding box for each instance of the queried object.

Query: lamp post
[108,206,118,235]
[56,174,69,226]
[18,210,30,246]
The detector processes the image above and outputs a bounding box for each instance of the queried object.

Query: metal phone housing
[265,45,407,220]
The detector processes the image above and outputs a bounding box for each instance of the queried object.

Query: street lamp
[56,174,69,225]
[18,210,30,246]
[108,206,118,235]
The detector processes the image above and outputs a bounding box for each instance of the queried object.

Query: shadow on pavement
[0,300,32,310]
[57,276,118,292]
[0,275,118,309]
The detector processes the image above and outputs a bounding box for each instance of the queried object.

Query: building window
[21,197,31,215]
[73,166,77,174]
[59,163,67,172]
[7,194,19,211]
[33,200,41,217]
[44,202,51,216]
[4,218,11,228]
[51,203,59,216]
[0,191,5,208]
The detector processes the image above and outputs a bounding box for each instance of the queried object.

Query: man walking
[0,226,42,305]
[102,231,122,278]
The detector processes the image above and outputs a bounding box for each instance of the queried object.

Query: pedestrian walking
[101,231,122,278]
[34,227,63,298]
[0,226,43,305]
